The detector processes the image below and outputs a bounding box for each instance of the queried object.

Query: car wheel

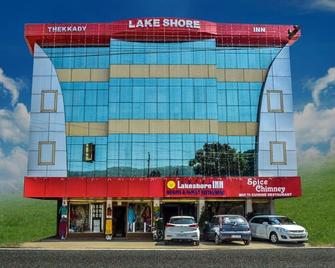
[215,234,221,245]
[194,241,200,246]
[270,232,279,244]
[244,240,250,245]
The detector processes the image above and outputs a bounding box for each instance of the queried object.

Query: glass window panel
[39,142,54,164]
[170,102,182,119]
[217,90,226,106]
[248,53,260,68]
[207,104,217,119]
[133,103,145,119]
[119,103,132,119]
[237,53,248,68]
[97,106,108,121]
[239,106,251,121]
[207,87,217,103]
[218,106,227,121]
[132,143,145,160]
[250,106,258,121]
[227,106,239,121]
[194,103,206,119]
[225,53,237,68]
[157,143,169,159]
[120,87,132,102]
[170,86,181,102]
[250,89,260,106]
[119,143,131,159]
[97,90,108,106]
[109,104,120,119]
[271,142,286,164]
[145,143,157,160]
[182,143,195,160]
[145,103,157,119]
[182,103,194,119]
[72,106,85,121]
[73,90,85,105]
[64,106,72,121]
[145,87,157,102]
[239,89,250,106]
[194,87,206,102]
[85,90,97,106]
[182,86,194,102]
[84,106,97,121]
[157,87,169,102]
[109,87,120,102]
[95,145,107,162]
[226,89,238,105]
[133,86,145,102]
[157,103,169,119]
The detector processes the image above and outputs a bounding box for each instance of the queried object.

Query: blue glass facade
[44,40,281,178]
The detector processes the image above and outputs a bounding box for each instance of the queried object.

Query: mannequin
[128,204,136,232]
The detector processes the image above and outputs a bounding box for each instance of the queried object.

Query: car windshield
[270,217,295,225]
[222,216,247,225]
[170,218,195,224]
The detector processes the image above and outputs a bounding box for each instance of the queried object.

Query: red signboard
[24,176,301,199]
[24,18,301,53]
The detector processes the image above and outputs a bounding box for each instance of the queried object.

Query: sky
[0,0,335,191]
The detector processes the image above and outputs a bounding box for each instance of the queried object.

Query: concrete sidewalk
[17,240,310,250]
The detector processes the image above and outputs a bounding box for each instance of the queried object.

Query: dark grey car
[203,215,251,245]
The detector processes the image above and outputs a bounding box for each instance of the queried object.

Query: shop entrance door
[113,206,126,237]
[161,203,197,224]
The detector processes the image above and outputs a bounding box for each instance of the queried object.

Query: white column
[270,199,275,214]
[198,198,205,221]
[245,199,253,215]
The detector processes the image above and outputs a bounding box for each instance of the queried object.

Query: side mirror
[262,222,269,225]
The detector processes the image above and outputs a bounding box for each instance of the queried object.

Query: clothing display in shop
[141,206,151,231]
[59,205,68,218]
[128,205,136,231]
[59,217,68,239]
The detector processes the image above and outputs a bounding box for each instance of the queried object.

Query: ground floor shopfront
[59,198,273,238]
[24,176,301,239]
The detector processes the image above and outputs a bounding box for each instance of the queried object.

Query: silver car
[164,216,200,245]
[249,215,308,244]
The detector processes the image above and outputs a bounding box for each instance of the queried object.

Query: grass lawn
[0,195,57,246]
[276,159,335,246]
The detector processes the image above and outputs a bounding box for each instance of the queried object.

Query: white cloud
[309,0,335,11]
[0,103,30,145]
[0,67,22,106]
[294,103,335,146]
[311,67,335,106]
[0,68,29,193]
[0,146,27,182]
[297,146,325,164]
[295,66,335,164]
[0,146,27,193]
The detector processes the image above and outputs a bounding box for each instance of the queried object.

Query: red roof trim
[24,18,301,53]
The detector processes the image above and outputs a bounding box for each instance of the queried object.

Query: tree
[189,143,256,177]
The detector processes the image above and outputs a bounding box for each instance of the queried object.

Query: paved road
[1,248,334,268]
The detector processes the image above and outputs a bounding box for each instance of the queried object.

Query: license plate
[231,235,241,239]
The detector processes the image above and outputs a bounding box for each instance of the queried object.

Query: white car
[164,216,200,245]
[249,215,308,244]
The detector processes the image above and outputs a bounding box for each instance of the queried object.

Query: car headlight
[275,227,287,233]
